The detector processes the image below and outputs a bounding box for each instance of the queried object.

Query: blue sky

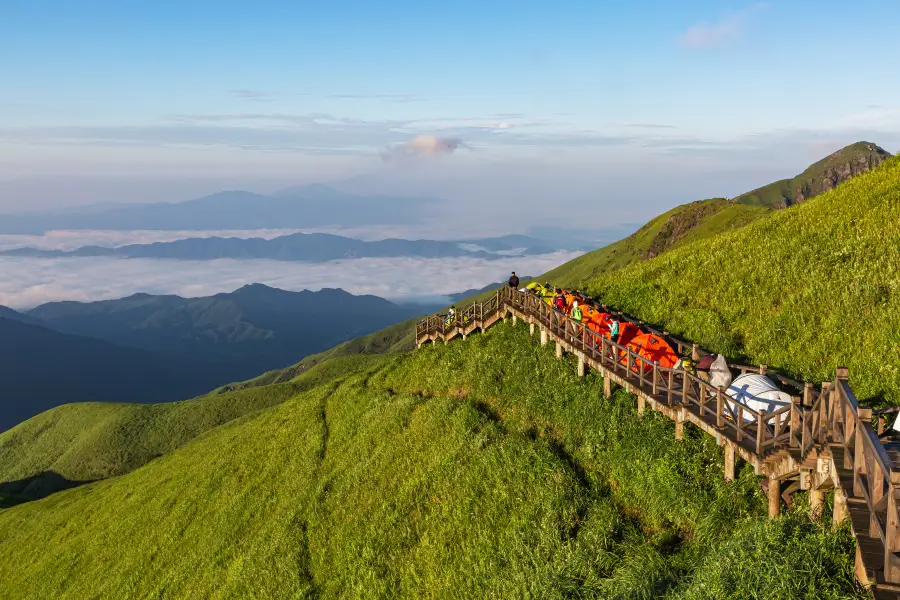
[1,0,898,214]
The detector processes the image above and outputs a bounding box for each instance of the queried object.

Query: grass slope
[542,199,769,287]
[585,156,900,404]
[0,324,863,599]
[0,354,388,504]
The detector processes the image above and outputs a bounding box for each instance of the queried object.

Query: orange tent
[586,312,612,336]
[580,304,601,323]
[621,332,679,373]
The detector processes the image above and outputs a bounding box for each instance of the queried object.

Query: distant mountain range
[1,233,579,262]
[0,184,441,235]
[0,317,233,432]
[0,284,442,431]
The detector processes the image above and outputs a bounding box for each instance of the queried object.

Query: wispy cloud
[330,93,422,103]
[621,123,678,129]
[679,4,766,49]
[229,89,273,102]
[834,107,900,128]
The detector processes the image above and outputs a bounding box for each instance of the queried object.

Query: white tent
[726,373,793,423]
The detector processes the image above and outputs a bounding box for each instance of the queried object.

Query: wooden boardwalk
[416,287,900,599]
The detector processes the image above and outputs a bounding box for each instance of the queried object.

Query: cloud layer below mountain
[0,252,581,309]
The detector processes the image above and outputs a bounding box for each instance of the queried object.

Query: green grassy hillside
[585,155,900,405]
[0,354,388,505]
[542,141,891,288]
[0,324,863,599]
[542,199,769,287]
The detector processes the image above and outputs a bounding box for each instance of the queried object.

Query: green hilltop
[1,143,897,598]
[543,141,891,288]
[736,141,890,208]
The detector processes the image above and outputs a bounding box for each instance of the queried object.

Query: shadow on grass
[0,471,95,508]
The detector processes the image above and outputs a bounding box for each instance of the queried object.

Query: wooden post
[790,397,800,448]
[691,343,699,361]
[512,314,518,326]
[716,387,725,428]
[530,322,535,336]
[577,353,585,377]
[681,367,690,406]
[760,364,768,376]
[768,477,781,518]
[756,411,765,455]
[809,487,825,520]
[885,477,900,582]
[724,443,735,481]
[556,341,563,360]
[604,373,612,399]
[833,487,848,528]
[667,370,674,405]
[540,328,548,346]
[637,394,646,416]
[675,408,685,440]
[652,364,659,395]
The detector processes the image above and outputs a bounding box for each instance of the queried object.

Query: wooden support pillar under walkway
[724,443,735,482]
[768,477,781,518]
[809,487,825,520]
[577,353,585,377]
[540,328,548,346]
[603,372,612,399]
[834,487,848,528]
[556,341,563,360]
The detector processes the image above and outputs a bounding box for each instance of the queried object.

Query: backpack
[554,296,565,309]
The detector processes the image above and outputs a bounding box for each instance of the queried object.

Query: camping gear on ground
[707,354,733,389]
[676,358,696,375]
[696,354,717,372]
[621,332,679,372]
[725,373,792,423]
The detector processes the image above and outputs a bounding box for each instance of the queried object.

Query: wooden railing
[416,286,900,593]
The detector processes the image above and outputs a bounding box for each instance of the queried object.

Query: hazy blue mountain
[0,317,233,431]
[28,285,439,379]
[0,186,441,234]
[1,233,565,262]
[0,306,43,326]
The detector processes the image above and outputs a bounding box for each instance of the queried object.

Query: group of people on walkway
[520,278,621,344]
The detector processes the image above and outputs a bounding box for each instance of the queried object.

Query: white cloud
[380,135,466,161]
[0,252,582,309]
[679,4,766,49]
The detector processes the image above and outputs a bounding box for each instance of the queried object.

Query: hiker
[553,288,566,312]
[609,318,620,344]
[508,271,520,289]
[571,300,583,323]
[445,305,457,326]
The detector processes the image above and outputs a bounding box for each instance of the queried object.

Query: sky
[2,0,899,217]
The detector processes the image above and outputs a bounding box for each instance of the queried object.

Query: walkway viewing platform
[416,286,900,599]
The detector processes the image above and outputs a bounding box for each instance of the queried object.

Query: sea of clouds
[0,251,582,310]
